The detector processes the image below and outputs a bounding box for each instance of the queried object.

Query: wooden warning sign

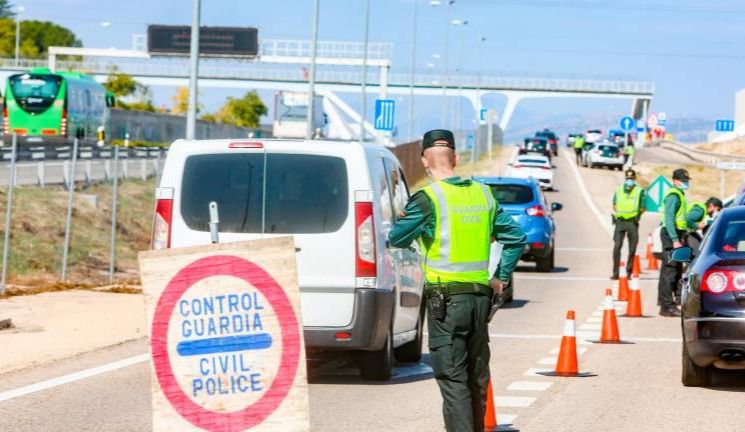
[138,237,309,432]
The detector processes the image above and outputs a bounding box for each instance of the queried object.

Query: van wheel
[395,305,425,363]
[536,247,554,273]
[360,328,394,381]
[682,342,710,387]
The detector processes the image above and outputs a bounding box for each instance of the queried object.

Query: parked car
[519,137,552,161]
[584,141,624,170]
[474,176,562,272]
[584,129,603,144]
[535,129,559,156]
[507,154,554,190]
[672,206,745,386]
[152,138,425,381]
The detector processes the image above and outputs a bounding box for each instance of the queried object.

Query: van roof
[168,138,395,155]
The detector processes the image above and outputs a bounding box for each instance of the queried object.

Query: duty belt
[425,282,491,297]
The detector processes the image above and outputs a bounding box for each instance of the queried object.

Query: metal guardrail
[0,57,655,95]
[656,139,745,165]
[0,145,166,162]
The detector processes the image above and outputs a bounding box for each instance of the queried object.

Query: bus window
[9,74,62,114]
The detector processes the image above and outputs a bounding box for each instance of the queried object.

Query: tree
[172,87,190,115]
[213,91,267,128]
[104,71,156,112]
[104,73,138,98]
[0,19,81,58]
[0,1,13,19]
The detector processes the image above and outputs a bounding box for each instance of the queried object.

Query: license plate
[31,152,44,159]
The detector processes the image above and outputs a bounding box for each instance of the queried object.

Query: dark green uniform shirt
[686,205,706,231]
[663,192,683,241]
[388,176,527,282]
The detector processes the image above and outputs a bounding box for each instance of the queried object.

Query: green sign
[645,175,674,212]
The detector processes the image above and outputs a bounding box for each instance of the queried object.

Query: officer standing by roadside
[657,168,691,317]
[686,197,723,253]
[611,169,646,279]
[573,134,585,164]
[623,143,635,167]
[388,129,526,432]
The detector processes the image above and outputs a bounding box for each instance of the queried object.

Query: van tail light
[355,197,376,278]
[701,267,745,294]
[60,109,67,137]
[525,205,546,217]
[151,188,174,250]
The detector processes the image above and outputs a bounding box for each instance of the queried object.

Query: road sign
[647,114,658,128]
[715,120,735,132]
[148,25,259,57]
[716,161,745,170]
[480,108,487,121]
[374,99,396,131]
[645,175,674,212]
[139,238,309,432]
[619,116,636,132]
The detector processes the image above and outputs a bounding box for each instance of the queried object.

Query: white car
[585,141,624,170]
[507,154,554,190]
[152,138,425,380]
[585,129,603,144]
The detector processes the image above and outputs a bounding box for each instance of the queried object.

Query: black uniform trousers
[574,147,582,164]
[612,218,639,278]
[657,228,686,307]
[427,292,491,432]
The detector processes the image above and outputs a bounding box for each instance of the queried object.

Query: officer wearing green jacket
[623,143,636,166]
[388,129,526,432]
[686,197,723,252]
[611,169,646,279]
[657,168,690,317]
[573,134,585,164]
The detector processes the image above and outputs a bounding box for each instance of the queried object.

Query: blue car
[474,176,562,272]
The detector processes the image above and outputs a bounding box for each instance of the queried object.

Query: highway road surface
[0,146,743,432]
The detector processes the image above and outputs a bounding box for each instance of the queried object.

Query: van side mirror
[551,202,563,212]
[670,246,693,263]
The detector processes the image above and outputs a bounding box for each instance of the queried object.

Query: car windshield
[9,73,62,114]
[180,153,348,234]
[718,219,745,253]
[489,184,534,205]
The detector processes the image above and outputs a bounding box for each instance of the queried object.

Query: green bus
[3,68,114,145]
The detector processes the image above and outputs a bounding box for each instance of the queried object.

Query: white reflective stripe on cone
[619,266,627,277]
[603,295,615,310]
[563,319,575,337]
[630,278,640,290]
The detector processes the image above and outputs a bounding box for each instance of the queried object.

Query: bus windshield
[9,74,62,114]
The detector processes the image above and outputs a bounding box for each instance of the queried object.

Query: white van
[151,139,425,380]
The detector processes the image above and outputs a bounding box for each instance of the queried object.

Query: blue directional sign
[715,120,735,132]
[374,99,396,132]
[619,116,636,132]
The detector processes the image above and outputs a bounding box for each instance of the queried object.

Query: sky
[20,0,745,137]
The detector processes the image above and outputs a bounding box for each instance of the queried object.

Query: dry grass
[693,139,745,156]
[633,162,745,203]
[0,178,155,295]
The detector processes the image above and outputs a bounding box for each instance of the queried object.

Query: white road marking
[586,317,602,323]
[592,311,603,317]
[523,368,546,376]
[0,354,149,403]
[514,275,614,281]
[498,414,518,424]
[555,247,611,252]
[494,396,536,408]
[562,150,613,236]
[507,381,553,391]
[579,323,602,330]
[489,332,677,343]
[537,357,557,365]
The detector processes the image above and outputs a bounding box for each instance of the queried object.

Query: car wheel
[360,326,394,381]
[394,303,424,363]
[682,342,710,387]
[536,247,554,273]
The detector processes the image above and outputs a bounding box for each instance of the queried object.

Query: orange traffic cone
[648,254,659,271]
[589,289,635,344]
[645,234,653,261]
[617,263,630,302]
[632,252,641,278]
[537,310,595,377]
[484,379,519,431]
[622,277,647,318]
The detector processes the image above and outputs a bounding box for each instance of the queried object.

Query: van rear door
[171,146,356,328]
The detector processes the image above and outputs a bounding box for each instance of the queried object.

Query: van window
[180,153,348,234]
[383,159,409,218]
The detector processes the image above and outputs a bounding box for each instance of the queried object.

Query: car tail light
[540,166,550,170]
[702,268,745,293]
[525,205,545,217]
[60,109,67,137]
[355,198,376,278]
[151,188,174,250]
[512,164,523,168]
[530,242,545,249]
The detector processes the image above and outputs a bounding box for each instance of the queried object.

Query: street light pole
[359,0,371,144]
[14,6,24,67]
[306,0,321,140]
[185,0,201,140]
[440,0,454,129]
[451,19,468,142]
[407,0,419,142]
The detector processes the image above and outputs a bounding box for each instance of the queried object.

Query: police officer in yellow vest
[657,168,690,317]
[611,169,646,279]
[389,129,526,432]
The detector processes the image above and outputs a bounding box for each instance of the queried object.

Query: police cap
[672,168,691,181]
[422,129,456,154]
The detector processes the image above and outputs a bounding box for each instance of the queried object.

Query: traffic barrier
[632,252,641,278]
[645,234,653,261]
[617,263,630,302]
[590,289,634,344]
[484,379,519,432]
[537,310,595,377]
[622,277,647,318]
[647,254,659,271]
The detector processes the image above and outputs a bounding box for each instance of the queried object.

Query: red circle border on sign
[151,255,301,432]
